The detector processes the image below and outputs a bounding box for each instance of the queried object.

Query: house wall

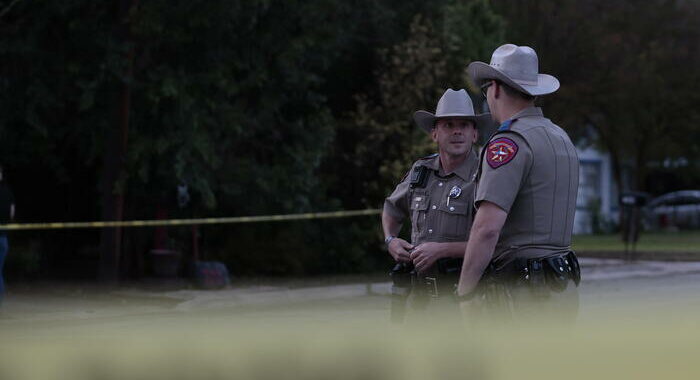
[575,146,617,234]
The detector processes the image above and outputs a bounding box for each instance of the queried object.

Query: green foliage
[442,0,506,90]
[210,219,389,276]
[325,2,505,210]
[10,0,684,275]
[0,0,506,277]
[349,15,446,207]
[126,0,338,213]
[573,231,700,253]
[492,0,700,192]
[0,1,113,173]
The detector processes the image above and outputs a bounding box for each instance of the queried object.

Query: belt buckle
[424,277,439,298]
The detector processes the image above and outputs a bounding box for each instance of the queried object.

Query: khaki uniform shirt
[475,107,579,267]
[384,151,479,245]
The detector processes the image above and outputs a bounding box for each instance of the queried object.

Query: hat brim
[467,61,560,96]
[413,110,493,136]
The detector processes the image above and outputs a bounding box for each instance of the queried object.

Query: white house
[574,145,617,234]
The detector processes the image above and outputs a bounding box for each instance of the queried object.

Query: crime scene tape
[0,209,381,231]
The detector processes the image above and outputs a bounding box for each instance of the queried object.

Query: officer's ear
[492,81,502,100]
[431,125,438,142]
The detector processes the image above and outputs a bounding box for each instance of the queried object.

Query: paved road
[2,258,700,331]
[2,258,700,380]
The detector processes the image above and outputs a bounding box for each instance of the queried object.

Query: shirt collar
[497,107,544,131]
[422,155,441,171]
[424,150,479,181]
[509,106,543,120]
[454,150,479,181]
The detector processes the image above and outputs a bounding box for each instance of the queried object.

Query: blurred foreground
[2,258,700,379]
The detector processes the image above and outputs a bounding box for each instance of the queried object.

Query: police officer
[382,89,490,316]
[456,45,580,322]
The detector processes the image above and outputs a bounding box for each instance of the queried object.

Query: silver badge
[449,185,462,199]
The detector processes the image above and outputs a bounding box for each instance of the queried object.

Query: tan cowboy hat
[413,89,491,134]
[468,44,560,96]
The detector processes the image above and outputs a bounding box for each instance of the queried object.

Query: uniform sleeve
[383,167,413,222]
[475,133,532,213]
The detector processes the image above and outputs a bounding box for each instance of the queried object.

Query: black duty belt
[392,251,581,305]
[390,258,464,300]
[483,251,582,289]
[420,257,463,298]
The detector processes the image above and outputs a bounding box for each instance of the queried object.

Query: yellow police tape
[0,209,381,231]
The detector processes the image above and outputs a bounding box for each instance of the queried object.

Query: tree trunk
[99,0,136,284]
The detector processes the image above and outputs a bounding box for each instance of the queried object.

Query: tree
[442,0,507,90]
[0,0,343,277]
[0,0,507,277]
[492,0,700,193]
[325,1,504,210]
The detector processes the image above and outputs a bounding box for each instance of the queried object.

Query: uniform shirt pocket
[436,200,472,239]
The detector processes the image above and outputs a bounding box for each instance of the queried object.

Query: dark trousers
[480,277,579,325]
[473,253,581,325]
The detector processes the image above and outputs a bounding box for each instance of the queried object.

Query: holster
[527,259,549,298]
[566,251,581,286]
[389,262,414,323]
[481,251,582,297]
[543,256,570,292]
[479,264,512,315]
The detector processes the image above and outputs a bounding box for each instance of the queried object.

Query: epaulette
[418,153,439,160]
[397,153,437,183]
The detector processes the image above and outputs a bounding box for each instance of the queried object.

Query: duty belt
[390,258,463,300]
[421,257,463,298]
[482,251,582,290]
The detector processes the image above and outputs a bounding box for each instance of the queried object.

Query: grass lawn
[572,230,700,253]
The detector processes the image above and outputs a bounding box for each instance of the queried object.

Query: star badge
[449,185,462,199]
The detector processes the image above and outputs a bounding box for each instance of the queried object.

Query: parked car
[644,190,700,230]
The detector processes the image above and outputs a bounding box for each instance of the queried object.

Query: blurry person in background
[0,164,15,307]
[382,89,490,322]
[456,44,581,324]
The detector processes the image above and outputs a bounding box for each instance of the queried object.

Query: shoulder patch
[486,137,518,169]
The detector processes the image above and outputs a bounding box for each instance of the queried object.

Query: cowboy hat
[467,44,560,96]
[413,89,491,134]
